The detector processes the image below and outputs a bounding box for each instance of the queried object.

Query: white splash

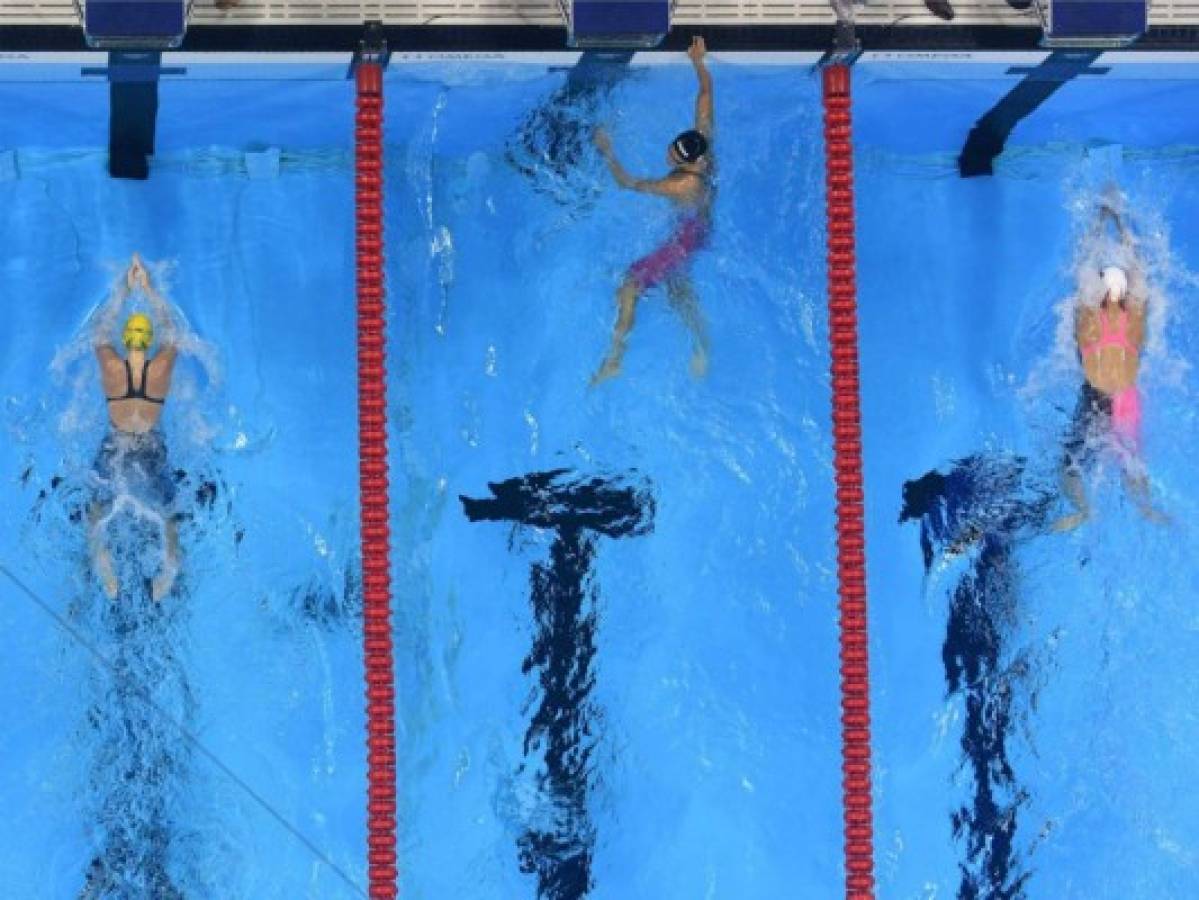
[1021,181,1192,410]
[51,259,223,449]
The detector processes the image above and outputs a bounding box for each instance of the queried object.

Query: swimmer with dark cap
[592,35,714,385]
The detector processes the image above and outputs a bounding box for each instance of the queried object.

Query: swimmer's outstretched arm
[92,274,131,349]
[688,36,713,139]
[129,253,177,347]
[1101,204,1134,247]
[593,129,699,200]
[1100,207,1150,319]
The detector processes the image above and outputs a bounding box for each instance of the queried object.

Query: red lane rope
[355,61,398,900]
[822,63,875,900]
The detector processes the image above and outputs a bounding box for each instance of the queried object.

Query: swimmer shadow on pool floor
[901,453,1062,899]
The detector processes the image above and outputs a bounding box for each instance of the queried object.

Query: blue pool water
[0,50,1197,899]
[856,58,1199,897]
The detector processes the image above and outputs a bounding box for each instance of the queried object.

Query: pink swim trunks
[628,214,709,290]
[1110,385,1142,453]
[1064,382,1144,474]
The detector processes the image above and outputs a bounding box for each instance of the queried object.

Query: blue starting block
[1042,0,1147,47]
[83,0,189,50]
[564,0,671,48]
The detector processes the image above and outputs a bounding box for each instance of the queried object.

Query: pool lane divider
[355,51,399,899]
[822,63,876,899]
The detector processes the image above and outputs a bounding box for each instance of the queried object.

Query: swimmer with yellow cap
[123,311,154,351]
[89,253,182,601]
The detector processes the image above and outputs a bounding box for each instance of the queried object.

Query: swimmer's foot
[94,551,119,600]
[689,346,709,379]
[590,357,622,387]
[151,561,178,602]
[1127,476,1172,526]
[1137,504,1172,527]
[1051,512,1088,533]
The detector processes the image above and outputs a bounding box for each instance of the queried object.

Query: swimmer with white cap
[1054,203,1167,530]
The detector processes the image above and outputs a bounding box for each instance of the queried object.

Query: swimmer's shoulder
[94,343,121,366]
[656,173,703,204]
[666,167,711,202]
[1074,305,1100,343]
[95,344,125,387]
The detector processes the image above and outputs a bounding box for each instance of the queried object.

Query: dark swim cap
[671,129,709,163]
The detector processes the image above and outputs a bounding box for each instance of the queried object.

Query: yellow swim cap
[123,313,153,351]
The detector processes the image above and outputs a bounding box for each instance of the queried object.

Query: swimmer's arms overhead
[128,253,178,350]
[91,268,132,353]
[91,262,138,381]
[688,36,713,139]
[93,255,179,399]
[126,254,179,390]
[1098,206,1148,346]
[91,254,170,344]
[592,37,712,200]
[1098,200,1148,299]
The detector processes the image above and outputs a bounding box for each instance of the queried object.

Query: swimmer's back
[1077,305,1144,395]
[98,346,176,434]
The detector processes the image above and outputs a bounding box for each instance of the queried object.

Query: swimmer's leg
[1123,467,1171,526]
[151,516,181,602]
[1053,393,1096,533]
[591,277,640,386]
[666,275,709,378]
[87,503,119,599]
[1051,465,1089,532]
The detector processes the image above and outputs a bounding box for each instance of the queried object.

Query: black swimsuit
[106,359,165,405]
[1063,382,1112,474]
[96,358,175,510]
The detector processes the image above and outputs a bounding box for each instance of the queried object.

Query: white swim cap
[1101,266,1128,301]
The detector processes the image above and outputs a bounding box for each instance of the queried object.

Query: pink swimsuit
[1081,307,1141,451]
[628,212,710,290]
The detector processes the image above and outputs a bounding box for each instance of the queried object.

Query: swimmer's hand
[1098,204,1124,231]
[127,253,150,291]
[593,128,613,156]
[687,35,707,65]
